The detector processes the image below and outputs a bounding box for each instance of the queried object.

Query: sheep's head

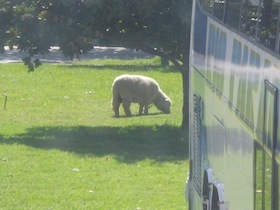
[154,97,172,114]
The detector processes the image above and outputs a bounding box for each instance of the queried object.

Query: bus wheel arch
[202,168,226,210]
[202,168,214,209]
[212,181,226,210]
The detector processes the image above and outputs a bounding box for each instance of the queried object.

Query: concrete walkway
[0,46,153,63]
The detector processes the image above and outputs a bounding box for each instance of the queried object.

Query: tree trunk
[161,57,169,67]
[181,55,190,137]
[136,44,190,135]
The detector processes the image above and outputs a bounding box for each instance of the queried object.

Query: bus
[186,0,280,208]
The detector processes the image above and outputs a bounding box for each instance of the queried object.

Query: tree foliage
[1,0,191,70]
[1,0,192,129]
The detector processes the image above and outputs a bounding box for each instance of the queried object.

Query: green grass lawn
[0,58,189,209]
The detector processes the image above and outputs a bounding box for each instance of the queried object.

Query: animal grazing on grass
[111,74,172,117]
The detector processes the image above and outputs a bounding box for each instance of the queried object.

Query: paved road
[0,46,153,63]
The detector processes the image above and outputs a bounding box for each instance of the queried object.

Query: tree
[0,0,192,131]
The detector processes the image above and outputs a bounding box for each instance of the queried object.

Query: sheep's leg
[122,101,132,116]
[113,103,120,117]
[112,97,121,117]
[144,105,149,115]
[138,104,144,115]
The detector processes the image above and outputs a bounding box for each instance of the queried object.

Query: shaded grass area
[0,125,188,164]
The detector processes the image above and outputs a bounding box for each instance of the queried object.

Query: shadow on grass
[113,112,166,118]
[0,125,188,164]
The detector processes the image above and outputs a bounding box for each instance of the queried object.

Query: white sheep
[112,74,172,117]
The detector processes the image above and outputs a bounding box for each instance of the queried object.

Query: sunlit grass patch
[0,58,188,209]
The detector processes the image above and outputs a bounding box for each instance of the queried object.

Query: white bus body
[187,0,280,208]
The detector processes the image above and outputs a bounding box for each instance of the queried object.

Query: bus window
[264,91,274,149]
[217,31,227,62]
[240,0,261,40]
[213,0,225,20]
[232,39,242,65]
[249,50,260,68]
[201,0,214,14]
[239,0,280,53]
[264,80,278,150]
[226,0,242,29]
[207,24,227,87]
[249,50,260,89]
[200,0,225,20]
[229,39,242,103]
[254,144,275,210]
[209,27,227,64]
[254,142,263,210]
[258,0,280,52]
[207,24,216,81]
[207,24,216,60]
[213,31,226,91]
[264,152,273,209]
[200,0,280,54]
[263,80,279,209]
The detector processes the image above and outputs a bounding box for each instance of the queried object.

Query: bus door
[255,80,279,209]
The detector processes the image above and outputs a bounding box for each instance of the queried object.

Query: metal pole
[3,94,7,110]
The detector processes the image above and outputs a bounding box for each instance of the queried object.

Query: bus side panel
[188,0,280,208]
[192,67,255,209]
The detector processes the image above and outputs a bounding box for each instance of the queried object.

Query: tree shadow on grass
[0,125,188,164]
[113,112,166,118]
